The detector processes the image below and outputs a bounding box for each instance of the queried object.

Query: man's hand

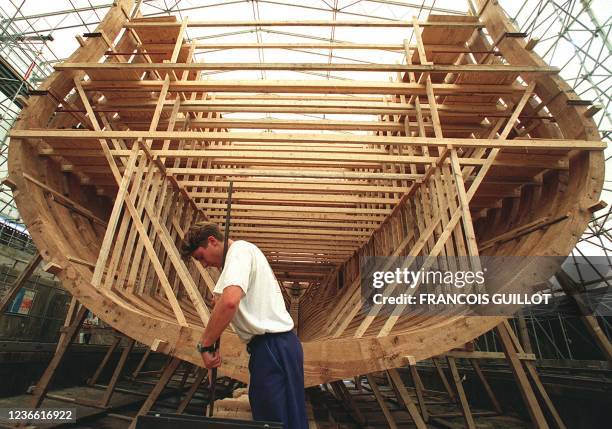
[201,350,221,369]
[201,350,222,386]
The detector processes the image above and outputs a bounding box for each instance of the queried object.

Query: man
[180,222,308,428]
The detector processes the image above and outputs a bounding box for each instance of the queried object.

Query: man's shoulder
[230,240,259,256]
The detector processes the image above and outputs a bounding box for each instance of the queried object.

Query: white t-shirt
[213,240,294,342]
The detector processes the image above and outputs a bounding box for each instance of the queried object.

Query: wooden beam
[129,357,182,428]
[56,62,559,74]
[78,80,532,95]
[31,304,88,409]
[125,20,485,28]
[14,130,605,150]
[496,323,550,429]
[387,369,427,429]
[88,336,122,386]
[366,374,398,429]
[446,356,476,429]
[100,338,135,407]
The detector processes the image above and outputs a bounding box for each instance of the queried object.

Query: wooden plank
[446,356,476,429]
[30,304,88,409]
[15,130,604,150]
[129,357,182,428]
[88,336,122,386]
[100,338,135,407]
[432,357,457,402]
[496,323,550,429]
[469,359,502,414]
[177,368,207,413]
[409,364,429,422]
[387,369,427,429]
[125,20,485,28]
[366,374,398,429]
[56,61,559,74]
[132,348,152,378]
[77,80,538,95]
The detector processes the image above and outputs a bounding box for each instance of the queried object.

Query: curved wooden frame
[7,0,604,387]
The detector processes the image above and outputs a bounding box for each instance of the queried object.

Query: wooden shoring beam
[496,322,550,429]
[366,373,398,429]
[555,270,612,362]
[177,367,207,413]
[330,380,367,426]
[0,252,42,313]
[56,62,559,74]
[30,304,88,409]
[446,356,476,429]
[469,359,503,414]
[129,357,182,429]
[88,335,122,386]
[432,357,457,402]
[125,20,484,28]
[387,369,428,429]
[100,338,136,407]
[501,321,568,429]
[132,347,152,378]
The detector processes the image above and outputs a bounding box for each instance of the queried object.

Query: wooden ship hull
[7,0,604,387]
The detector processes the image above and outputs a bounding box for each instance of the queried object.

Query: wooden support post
[0,252,42,313]
[469,359,502,414]
[88,336,122,385]
[100,338,136,407]
[517,314,534,354]
[130,357,181,429]
[446,356,476,429]
[432,357,456,402]
[177,367,207,413]
[132,347,152,378]
[30,304,88,408]
[330,380,366,426]
[366,374,398,429]
[387,369,427,429]
[408,363,428,421]
[556,270,612,361]
[496,323,550,429]
[177,363,192,390]
[502,321,567,429]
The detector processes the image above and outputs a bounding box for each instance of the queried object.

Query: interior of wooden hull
[6,0,605,387]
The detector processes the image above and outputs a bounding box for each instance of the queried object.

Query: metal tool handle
[208,181,233,417]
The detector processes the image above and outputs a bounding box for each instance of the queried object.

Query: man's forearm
[200,298,238,346]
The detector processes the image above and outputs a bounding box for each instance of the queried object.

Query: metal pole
[208,181,233,417]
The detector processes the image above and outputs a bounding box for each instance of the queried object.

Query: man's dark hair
[180,222,224,257]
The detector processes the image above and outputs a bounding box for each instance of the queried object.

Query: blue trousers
[247,331,308,429]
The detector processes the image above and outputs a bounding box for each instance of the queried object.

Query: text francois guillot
[370,268,551,306]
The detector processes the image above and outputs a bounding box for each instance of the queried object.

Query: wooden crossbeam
[15,130,605,150]
[126,20,484,28]
[57,62,559,74]
[78,80,532,95]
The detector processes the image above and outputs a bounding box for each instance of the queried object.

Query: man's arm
[200,285,244,347]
